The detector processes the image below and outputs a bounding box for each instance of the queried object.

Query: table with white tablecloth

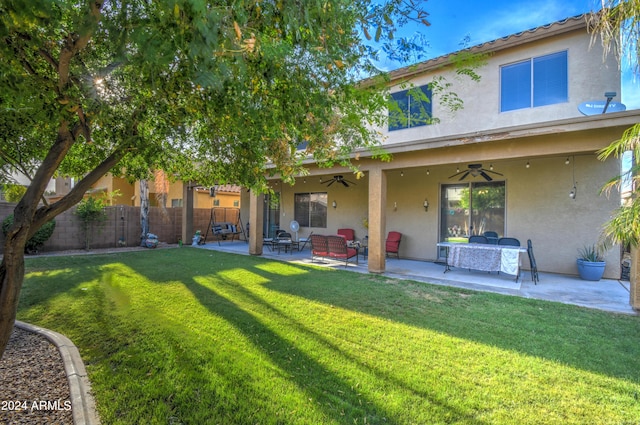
[437,242,527,281]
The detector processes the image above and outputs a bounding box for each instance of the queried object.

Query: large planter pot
[577,259,606,281]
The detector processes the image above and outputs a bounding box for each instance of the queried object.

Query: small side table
[360,241,368,260]
[348,240,367,261]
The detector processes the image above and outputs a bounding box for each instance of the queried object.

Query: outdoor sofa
[310,234,358,266]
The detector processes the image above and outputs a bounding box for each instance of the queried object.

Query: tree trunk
[140,179,149,246]
[0,150,125,359]
[0,231,28,360]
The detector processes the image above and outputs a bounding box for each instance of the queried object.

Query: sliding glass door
[262,192,280,238]
[439,181,505,255]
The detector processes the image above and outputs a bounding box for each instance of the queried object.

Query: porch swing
[203,207,246,245]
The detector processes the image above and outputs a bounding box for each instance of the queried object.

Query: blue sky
[375,0,595,68]
[419,0,595,59]
[375,0,640,109]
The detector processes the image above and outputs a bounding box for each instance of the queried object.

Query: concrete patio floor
[196,240,636,316]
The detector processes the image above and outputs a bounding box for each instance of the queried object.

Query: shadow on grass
[22,248,640,387]
[182,274,486,424]
[245,255,640,384]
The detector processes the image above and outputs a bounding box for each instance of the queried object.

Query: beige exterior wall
[167,182,184,207]
[193,189,241,209]
[132,181,241,209]
[383,24,620,146]
[272,149,621,278]
[49,174,135,205]
[113,178,135,203]
[275,177,369,242]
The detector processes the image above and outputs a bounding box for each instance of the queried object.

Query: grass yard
[17,247,640,424]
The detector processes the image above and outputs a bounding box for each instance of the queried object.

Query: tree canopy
[0,0,438,195]
[1,0,482,358]
[588,1,640,247]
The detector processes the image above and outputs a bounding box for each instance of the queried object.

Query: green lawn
[18,248,640,424]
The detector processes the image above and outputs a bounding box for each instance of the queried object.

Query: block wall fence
[0,202,224,254]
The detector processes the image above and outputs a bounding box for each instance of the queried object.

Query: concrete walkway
[197,240,636,315]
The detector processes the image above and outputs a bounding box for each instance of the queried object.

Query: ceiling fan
[448,163,503,181]
[320,175,356,187]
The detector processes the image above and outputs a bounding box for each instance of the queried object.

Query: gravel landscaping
[0,326,73,424]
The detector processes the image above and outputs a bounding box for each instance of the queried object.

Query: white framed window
[500,51,568,112]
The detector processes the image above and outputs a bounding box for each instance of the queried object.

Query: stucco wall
[383,28,620,145]
[269,153,622,279]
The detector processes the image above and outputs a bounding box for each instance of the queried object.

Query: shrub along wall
[0,202,218,254]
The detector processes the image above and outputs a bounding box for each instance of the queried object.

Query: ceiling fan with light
[320,175,356,187]
[448,163,503,181]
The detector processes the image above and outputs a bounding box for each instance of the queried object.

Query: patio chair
[527,239,539,284]
[385,231,402,258]
[337,228,355,241]
[483,231,499,244]
[469,235,488,244]
[263,233,278,251]
[327,235,358,266]
[276,231,294,254]
[297,231,314,251]
[498,237,520,247]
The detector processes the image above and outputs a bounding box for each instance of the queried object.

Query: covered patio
[195,240,635,315]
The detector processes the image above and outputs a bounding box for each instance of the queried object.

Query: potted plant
[577,244,606,281]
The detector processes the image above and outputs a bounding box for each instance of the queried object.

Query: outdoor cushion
[385,231,402,258]
[337,228,355,241]
[329,248,357,259]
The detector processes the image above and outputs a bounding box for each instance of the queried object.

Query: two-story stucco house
[221,15,639,281]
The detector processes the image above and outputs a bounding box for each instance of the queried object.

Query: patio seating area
[196,241,635,315]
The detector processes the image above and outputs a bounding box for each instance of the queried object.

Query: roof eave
[387,14,590,82]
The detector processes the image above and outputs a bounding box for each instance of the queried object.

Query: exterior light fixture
[423,199,429,212]
[332,200,337,209]
[565,157,570,165]
[526,161,530,168]
[569,186,577,199]
[400,171,404,177]
[489,164,494,171]
[426,169,430,175]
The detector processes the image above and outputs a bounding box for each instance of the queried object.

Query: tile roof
[388,14,589,81]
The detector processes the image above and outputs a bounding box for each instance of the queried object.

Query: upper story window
[388,85,432,131]
[500,50,568,112]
